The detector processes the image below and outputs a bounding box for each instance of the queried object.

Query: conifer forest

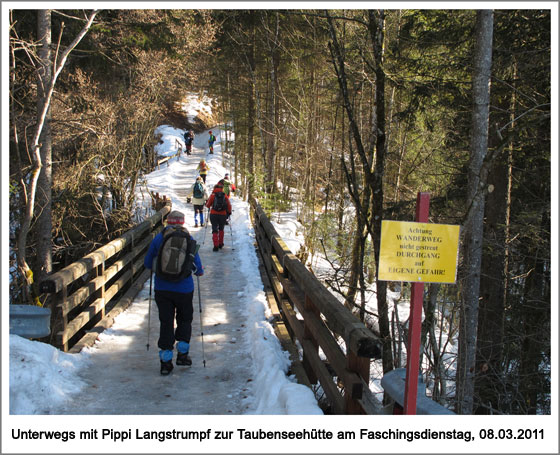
[8,9,552,415]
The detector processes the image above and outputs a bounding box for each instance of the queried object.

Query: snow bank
[233,201,323,415]
[9,335,89,414]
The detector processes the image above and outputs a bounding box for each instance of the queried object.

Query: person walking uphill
[219,173,237,197]
[196,159,209,183]
[187,176,208,227]
[206,183,232,252]
[144,210,204,375]
[208,131,216,154]
[183,130,194,155]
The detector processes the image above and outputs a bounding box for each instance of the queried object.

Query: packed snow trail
[48,131,322,415]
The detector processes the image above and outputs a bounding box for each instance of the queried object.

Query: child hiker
[196,159,209,183]
[187,176,208,227]
[208,130,216,154]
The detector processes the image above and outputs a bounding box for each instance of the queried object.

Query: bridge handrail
[39,202,171,351]
[251,198,383,414]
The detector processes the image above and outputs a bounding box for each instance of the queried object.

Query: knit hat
[167,210,185,225]
[224,173,229,178]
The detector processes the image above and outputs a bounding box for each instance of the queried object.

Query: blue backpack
[193,182,204,199]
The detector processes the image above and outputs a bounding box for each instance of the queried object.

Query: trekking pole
[202,208,210,245]
[146,267,154,351]
[229,210,234,250]
[196,274,206,367]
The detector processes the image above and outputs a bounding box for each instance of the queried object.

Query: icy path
[48,140,322,415]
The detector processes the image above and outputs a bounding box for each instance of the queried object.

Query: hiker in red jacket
[206,183,232,252]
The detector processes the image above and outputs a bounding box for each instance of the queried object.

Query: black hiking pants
[154,290,194,351]
[209,213,227,234]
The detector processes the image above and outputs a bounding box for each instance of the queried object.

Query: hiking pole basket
[196,274,207,367]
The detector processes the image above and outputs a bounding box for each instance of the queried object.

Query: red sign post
[403,192,430,414]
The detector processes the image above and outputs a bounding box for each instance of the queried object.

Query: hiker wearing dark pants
[206,183,232,252]
[155,290,194,353]
[144,210,203,375]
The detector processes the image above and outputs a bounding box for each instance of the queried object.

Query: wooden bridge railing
[39,202,172,353]
[155,141,182,169]
[251,198,384,415]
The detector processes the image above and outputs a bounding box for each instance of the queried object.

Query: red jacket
[206,187,232,216]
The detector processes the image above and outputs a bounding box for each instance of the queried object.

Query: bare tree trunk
[456,9,494,415]
[264,12,279,194]
[367,9,392,374]
[247,29,256,201]
[35,10,53,287]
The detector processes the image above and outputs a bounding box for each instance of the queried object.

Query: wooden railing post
[302,294,320,384]
[345,349,370,414]
[54,287,68,352]
[95,260,105,320]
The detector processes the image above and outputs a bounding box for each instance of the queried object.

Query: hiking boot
[176,352,192,366]
[160,360,173,375]
[213,246,219,252]
[219,243,224,249]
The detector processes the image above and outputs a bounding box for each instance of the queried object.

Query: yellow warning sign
[378,220,460,283]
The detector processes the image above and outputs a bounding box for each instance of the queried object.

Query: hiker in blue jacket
[144,210,204,375]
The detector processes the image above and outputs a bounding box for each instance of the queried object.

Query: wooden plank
[264,286,281,321]
[302,295,320,384]
[270,253,284,277]
[274,320,311,388]
[299,336,345,414]
[269,272,284,304]
[278,297,304,342]
[271,235,293,267]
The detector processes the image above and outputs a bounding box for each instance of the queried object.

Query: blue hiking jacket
[144,227,203,293]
